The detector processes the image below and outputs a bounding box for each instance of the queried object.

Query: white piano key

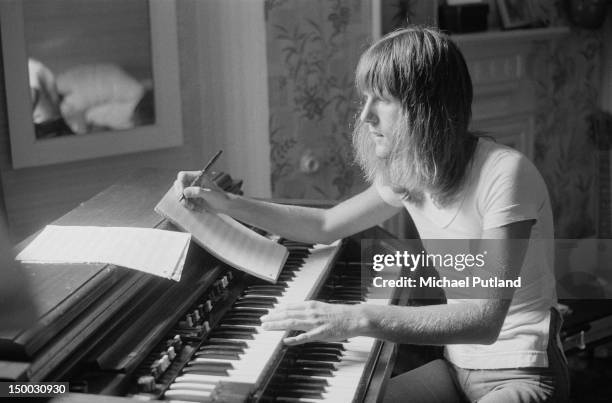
[164,388,212,401]
[168,382,216,391]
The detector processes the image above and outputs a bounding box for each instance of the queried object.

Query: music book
[15,225,190,281]
[154,187,289,283]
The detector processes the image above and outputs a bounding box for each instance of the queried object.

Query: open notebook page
[15,225,190,281]
[154,187,288,283]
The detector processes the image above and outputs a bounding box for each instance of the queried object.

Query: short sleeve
[478,152,542,230]
[374,178,404,208]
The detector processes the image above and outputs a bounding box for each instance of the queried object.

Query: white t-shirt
[376,138,556,369]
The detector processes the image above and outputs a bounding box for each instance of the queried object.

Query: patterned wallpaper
[531,1,603,238]
[265,0,605,238]
[265,0,371,200]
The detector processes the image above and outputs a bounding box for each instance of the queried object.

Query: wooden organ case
[0,169,417,403]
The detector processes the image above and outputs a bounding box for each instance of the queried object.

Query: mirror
[1,0,182,168]
[24,0,155,138]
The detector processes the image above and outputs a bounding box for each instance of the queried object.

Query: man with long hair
[175,27,568,402]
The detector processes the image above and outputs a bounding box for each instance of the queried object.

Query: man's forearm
[222,194,336,244]
[356,302,507,345]
[200,185,399,246]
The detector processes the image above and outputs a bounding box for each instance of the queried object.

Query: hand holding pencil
[175,150,229,212]
[178,150,223,202]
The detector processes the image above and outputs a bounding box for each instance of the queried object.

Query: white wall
[194,0,271,197]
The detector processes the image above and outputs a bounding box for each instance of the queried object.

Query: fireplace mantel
[452,27,570,160]
[452,26,570,46]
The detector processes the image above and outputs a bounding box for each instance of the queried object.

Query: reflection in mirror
[23,0,156,139]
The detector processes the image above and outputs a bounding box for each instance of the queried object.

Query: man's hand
[261,301,366,345]
[174,171,230,213]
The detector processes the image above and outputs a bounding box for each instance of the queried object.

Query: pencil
[179,149,223,202]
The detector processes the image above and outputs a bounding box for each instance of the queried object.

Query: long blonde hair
[352,27,477,206]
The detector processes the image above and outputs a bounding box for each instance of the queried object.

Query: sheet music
[15,225,190,281]
[155,187,288,282]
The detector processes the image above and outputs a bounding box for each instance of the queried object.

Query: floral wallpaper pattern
[530,1,603,238]
[265,0,371,200]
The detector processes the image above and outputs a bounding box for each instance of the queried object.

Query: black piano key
[294,360,336,370]
[237,295,279,303]
[214,328,258,337]
[197,344,243,352]
[270,378,326,387]
[270,383,326,393]
[246,288,285,294]
[225,308,267,315]
[229,306,270,316]
[284,246,312,253]
[286,375,329,386]
[272,281,289,287]
[283,250,311,255]
[205,338,249,347]
[296,353,341,362]
[282,266,301,271]
[208,331,255,340]
[246,285,286,292]
[283,367,334,377]
[286,375,330,386]
[221,317,262,326]
[285,258,307,264]
[297,345,343,353]
[244,290,284,297]
[248,283,287,289]
[275,378,328,389]
[297,348,343,357]
[234,299,276,308]
[223,312,266,320]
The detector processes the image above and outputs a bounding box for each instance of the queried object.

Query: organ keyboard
[1,169,414,403]
[257,255,400,403]
[164,241,342,402]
